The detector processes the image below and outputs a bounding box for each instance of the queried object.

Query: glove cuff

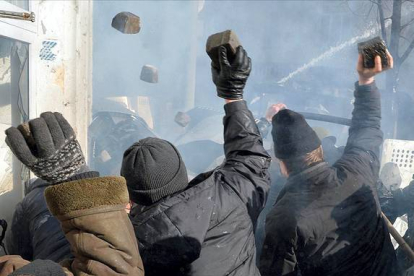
[216,89,243,100]
[45,176,129,219]
[31,140,85,184]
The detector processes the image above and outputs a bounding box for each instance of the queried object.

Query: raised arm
[211,45,271,223]
[335,53,393,178]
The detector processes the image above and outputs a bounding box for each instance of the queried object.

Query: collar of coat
[285,162,330,189]
[274,162,332,206]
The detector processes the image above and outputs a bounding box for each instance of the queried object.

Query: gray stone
[206,30,241,67]
[112,12,141,34]
[140,65,158,83]
[175,112,191,127]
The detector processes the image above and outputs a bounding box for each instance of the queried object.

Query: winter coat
[260,82,400,276]
[46,175,144,275]
[6,177,75,262]
[130,100,271,276]
[1,176,144,276]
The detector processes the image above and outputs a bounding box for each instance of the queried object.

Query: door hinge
[0,10,35,22]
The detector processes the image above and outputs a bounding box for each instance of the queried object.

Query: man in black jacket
[122,46,272,275]
[260,53,400,276]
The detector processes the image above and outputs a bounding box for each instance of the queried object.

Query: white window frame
[0,0,38,198]
[0,0,38,120]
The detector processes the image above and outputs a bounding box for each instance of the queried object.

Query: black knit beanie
[272,109,321,159]
[121,137,188,206]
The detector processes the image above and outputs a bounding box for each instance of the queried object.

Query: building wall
[0,0,93,224]
[33,0,92,153]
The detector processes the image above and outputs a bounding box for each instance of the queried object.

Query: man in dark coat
[260,53,400,276]
[122,46,272,276]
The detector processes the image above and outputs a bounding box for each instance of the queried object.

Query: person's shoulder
[135,176,217,220]
[25,178,49,195]
[19,181,50,216]
[334,149,377,179]
[132,181,217,239]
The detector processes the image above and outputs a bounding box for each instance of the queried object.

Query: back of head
[121,137,188,206]
[272,109,323,174]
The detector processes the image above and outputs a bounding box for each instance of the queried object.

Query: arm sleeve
[45,176,144,276]
[219,101,272,224]
[6,202,32,260]
[334,82,383,181]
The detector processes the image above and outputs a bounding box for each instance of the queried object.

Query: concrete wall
[32,0,93,153]
[0,0,93,224]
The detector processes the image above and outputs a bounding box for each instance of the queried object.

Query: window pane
[4,0,29,10]
[0,35,29,196]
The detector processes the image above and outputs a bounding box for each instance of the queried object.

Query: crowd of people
[0,44,402,276]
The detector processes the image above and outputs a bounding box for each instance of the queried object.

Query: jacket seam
[225,251,251,276]
[207,202,239,231]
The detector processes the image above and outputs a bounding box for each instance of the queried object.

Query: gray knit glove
[5,112,85,184]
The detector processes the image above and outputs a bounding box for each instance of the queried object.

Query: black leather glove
[211,46,251,100]
[5,112,85,184]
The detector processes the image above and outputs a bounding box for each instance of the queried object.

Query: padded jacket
[130,100,271,276]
